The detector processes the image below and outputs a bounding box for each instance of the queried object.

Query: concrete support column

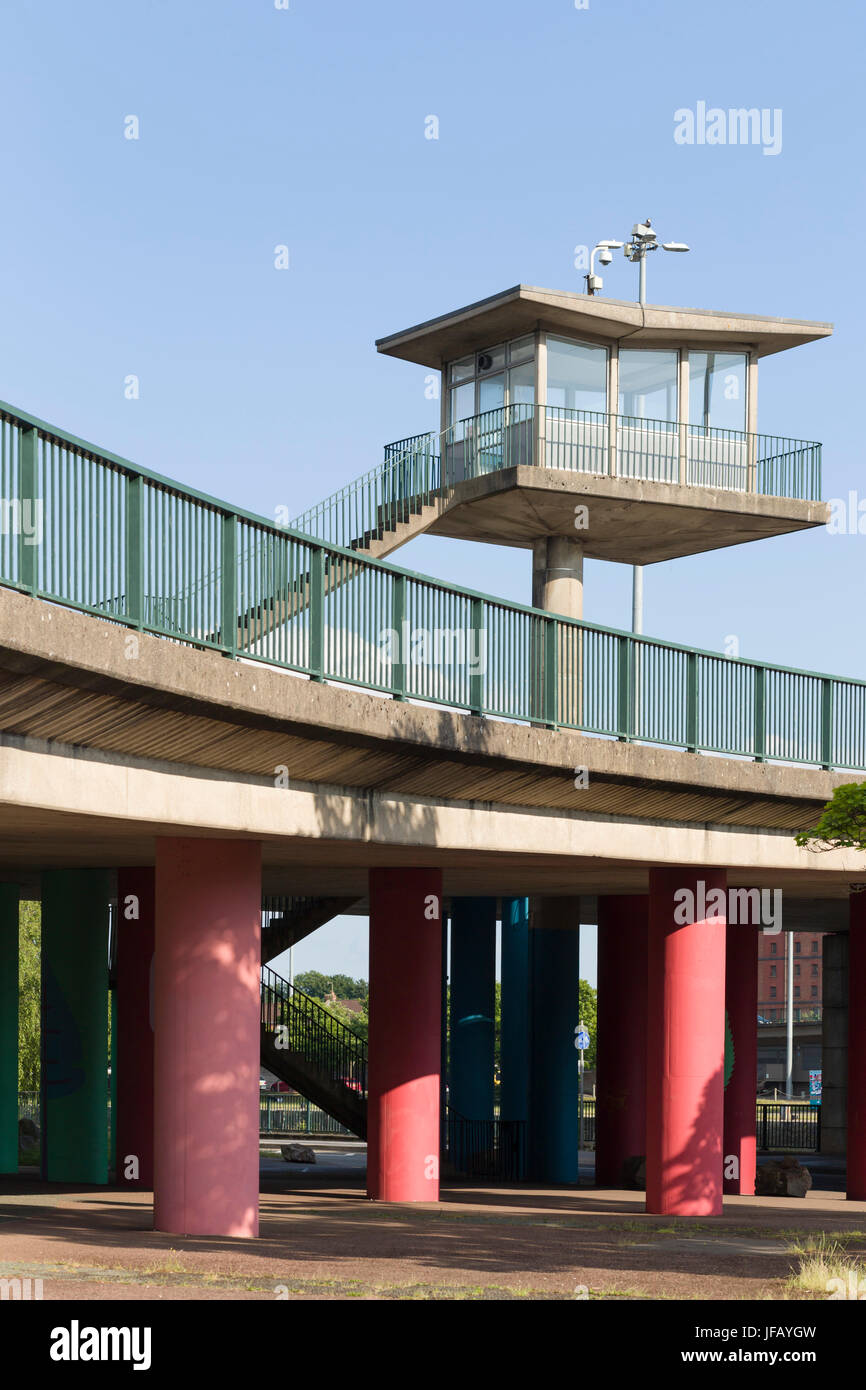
[449,898,496,1123]
[41,870,111,1184]
[532,536,584,618]
[595,895,648,1187]
[848,893,866,1199]
[368,867,442,1202]
[723,921,758,1195]
[646,868,727,1216]
[500,897,530,1126]
[529,896,580,1183]
[115,868,155,1190]
[0,885,19,1174]
[821,932,848,1156]
[154,839,261,1237]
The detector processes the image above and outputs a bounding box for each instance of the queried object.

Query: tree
[323,998,368,1043]
[18,901,41,1091]
[795,781,866,852]
[577,979,597,1069]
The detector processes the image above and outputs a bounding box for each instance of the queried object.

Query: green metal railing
[291,404,822,552]
[0,398,856,770]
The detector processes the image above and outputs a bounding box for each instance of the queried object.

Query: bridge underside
[2,590,864,1235]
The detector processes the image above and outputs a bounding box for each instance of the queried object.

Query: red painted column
[848,891,866,1200]
[595,895,648,1187]
[154,838,261,1237]
[723,920,758,1195]
[367,868,442,1202]
[115,867,155,1190]
[646,867,727,1216]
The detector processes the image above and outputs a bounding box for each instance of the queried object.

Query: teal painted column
[41,871,111,1184]
[449,898,496,1123]
[529,898,581,1184]
[0,885,19,1174]
[501,897,529,1124]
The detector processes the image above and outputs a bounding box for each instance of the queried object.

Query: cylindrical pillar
[115,867,155,1190]
[449,898,496,1122]
[724,920,758,1194]
[0,885,19,1174]
[848,892,866,1199]
[646,867,727,1216]
[154,838,261,1237]
[367,867,442,1202]
[532,536,584,618]
[529,896,580,1183]
[500,897,530,1125]
[595,895,648,1187]
[41,870,111,1184]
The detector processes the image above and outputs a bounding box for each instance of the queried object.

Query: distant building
[756,931,824,1094]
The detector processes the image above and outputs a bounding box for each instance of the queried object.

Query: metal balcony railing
[291,404,822,552]
[0,397,856,772]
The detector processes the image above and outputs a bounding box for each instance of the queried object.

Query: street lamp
[622,221,690,639]
[623,220,690,306]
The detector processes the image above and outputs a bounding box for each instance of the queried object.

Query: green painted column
[41,871,111,1184]
[0,885,19,1174]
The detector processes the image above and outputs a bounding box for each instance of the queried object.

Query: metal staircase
[260,965,368,1138]
[261,896,358,965]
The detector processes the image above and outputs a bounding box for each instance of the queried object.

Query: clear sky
[3,0,863,987]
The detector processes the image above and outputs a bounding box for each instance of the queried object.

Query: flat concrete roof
[376,285,833,367]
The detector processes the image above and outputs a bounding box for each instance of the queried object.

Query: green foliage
[323,998,368,1043]
[578,979,597,1069]
[294,970,368,1002]
[795,782,866,852]
[18,901,41,1091]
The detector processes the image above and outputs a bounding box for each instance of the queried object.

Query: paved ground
[2,1152,864,1301]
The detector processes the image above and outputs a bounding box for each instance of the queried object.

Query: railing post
[543,616,558,728]
[753,664,766,763]
[469,596,485,716]
[391,572,407,701]
[125,474,144,627]
[678,352,689,485]
[18,426,38,594]
[821,677,834,771]
[617,634,633,742]
[608,410,618,478]
[309,545,325,681]
[686,650,698,752]
[534,402,545,471]
[221,512,238,657]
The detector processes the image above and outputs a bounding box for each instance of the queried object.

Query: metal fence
[758,1102,821,1152]
[259,1093,353,1136]
[444,1109,527,1181]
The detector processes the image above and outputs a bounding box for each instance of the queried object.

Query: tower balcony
[294,404,827,565]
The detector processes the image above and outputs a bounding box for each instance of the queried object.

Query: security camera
[598,248,613,266]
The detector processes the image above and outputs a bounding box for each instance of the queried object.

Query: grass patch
[785,1234,866,1297]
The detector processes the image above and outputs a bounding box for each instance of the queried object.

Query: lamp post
[622,223,690,639]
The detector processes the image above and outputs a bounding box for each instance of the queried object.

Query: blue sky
[2,0,863,986]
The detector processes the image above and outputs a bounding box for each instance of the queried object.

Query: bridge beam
[449,898,496,1125]
[115,867,155,1190]
[41,870,111,1184]
[154,839,261,1237]
[595,894,648,1188]
[646,867,726,1216]
[367,867,442,1202]
[528,897,581,1183]
[723,919,758,1196]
